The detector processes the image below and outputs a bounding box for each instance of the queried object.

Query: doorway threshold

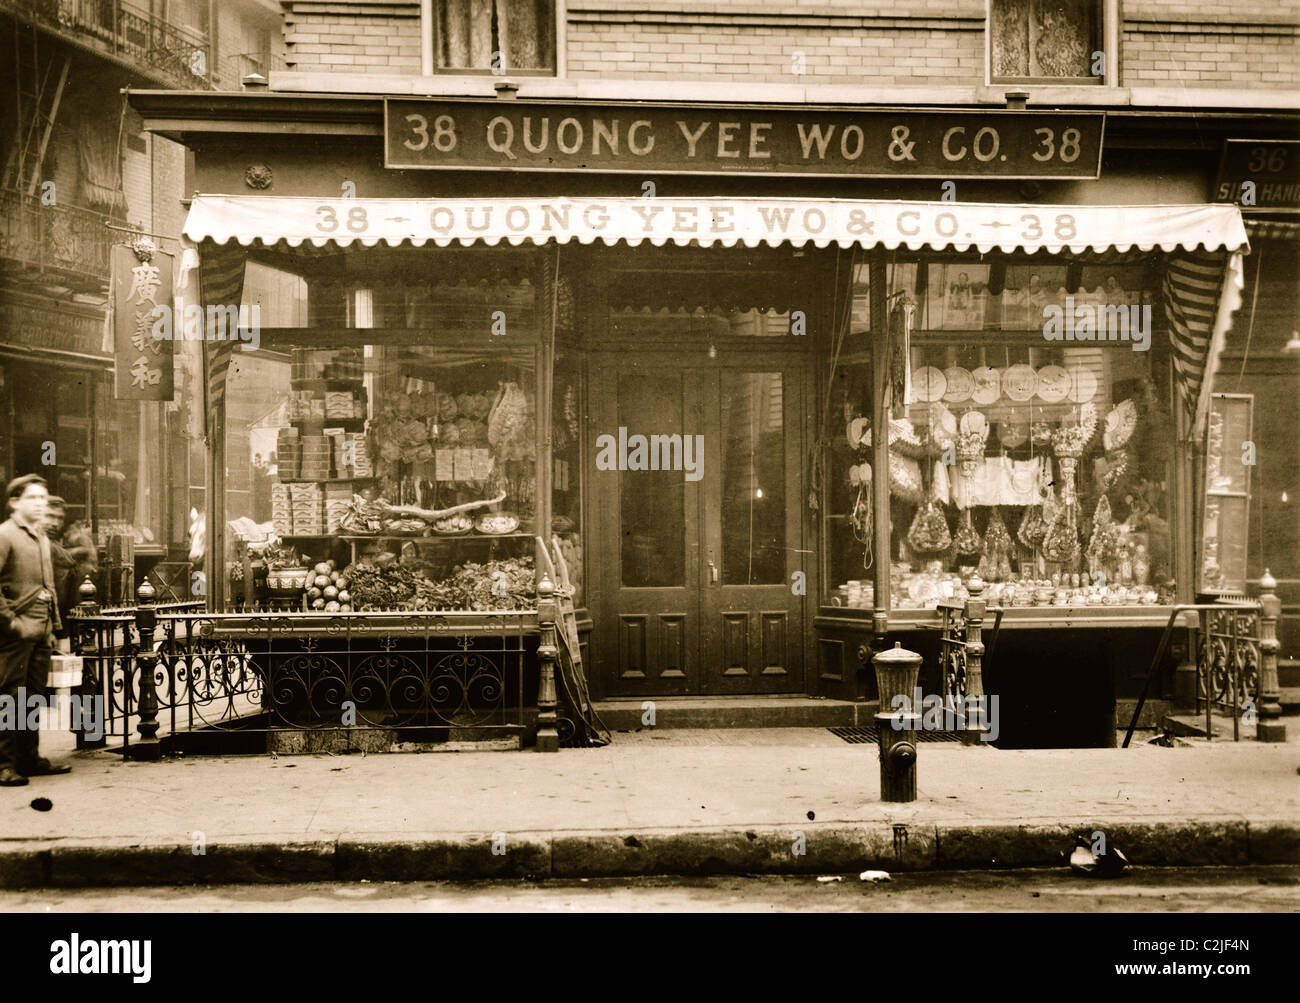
[592,696,876,730]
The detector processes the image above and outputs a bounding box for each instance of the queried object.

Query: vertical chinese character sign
[112,238,175,400]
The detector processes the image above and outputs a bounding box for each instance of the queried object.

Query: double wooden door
[589,354,807,696]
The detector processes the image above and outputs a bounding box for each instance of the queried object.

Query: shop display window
[223,341,540,612]
[824,255,1177,612]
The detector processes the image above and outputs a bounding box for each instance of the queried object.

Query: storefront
[133,90,1259,745]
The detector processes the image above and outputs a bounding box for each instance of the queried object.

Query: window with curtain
[989,0,1100,83]
[435,0,556,74]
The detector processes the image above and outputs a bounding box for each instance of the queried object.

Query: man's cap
[6,473,48,501]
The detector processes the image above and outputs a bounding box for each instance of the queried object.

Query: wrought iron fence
[0,191,115,282]
[68,605,547,755]
[4,0,211,89]
[1195,602,1261,741]
[1122,598,1280,746]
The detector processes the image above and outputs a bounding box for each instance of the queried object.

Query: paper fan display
[1103,399,1138,451]
[925,402,958,454]
[1036,365,1070,403]
[971,366,1001,405]
[1003,364,1036,402]
[912,366,947,403]
[942,366,974,403]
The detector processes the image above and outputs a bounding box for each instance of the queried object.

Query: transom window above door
[432,0,557,75]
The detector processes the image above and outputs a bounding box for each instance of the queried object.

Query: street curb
[0,819,1296,888]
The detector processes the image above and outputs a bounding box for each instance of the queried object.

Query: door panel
[590,355,805,696]
[701,369,804,693]
[592,362,702,696]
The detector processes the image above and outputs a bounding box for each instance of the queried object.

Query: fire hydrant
[873,642,922,802]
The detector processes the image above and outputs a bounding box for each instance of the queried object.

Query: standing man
[44,496,77,633]
[0,475,73,786]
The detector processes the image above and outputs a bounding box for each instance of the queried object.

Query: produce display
[343,555,536,612]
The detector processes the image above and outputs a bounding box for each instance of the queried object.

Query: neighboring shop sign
[0,301,108,359]
[1213,139,1300,209]
[111,241,175,400]
[385,100,1105,179]
[1199,393,1253,596]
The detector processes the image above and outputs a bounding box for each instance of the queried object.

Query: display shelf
[277,477,375,484]
[283,532,534,541]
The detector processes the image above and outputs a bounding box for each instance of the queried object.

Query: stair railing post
[1256,570,1286,742]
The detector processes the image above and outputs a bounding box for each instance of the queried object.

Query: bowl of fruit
[303,561,354,612]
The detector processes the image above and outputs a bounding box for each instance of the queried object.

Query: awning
[177,195,1248,439]
[181,195,1247,255]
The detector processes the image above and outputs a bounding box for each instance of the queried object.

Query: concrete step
[592,696,876,730]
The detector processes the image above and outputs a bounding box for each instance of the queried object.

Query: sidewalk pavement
[2,728,1297,888]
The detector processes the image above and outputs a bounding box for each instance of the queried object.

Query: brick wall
[283,1,422,73]
[1121,16,1299,89]
[275,0,1299,89]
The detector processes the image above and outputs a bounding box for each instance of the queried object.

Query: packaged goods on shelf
[344,433,373,476]
[325,391,357,419]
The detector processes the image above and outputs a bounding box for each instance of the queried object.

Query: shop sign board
[0,301,108,359]
[1213,139,1300,209]
[111,243,175,400]
[385,99,1105,179]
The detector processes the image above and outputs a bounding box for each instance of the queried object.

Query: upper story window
[433,0,556,75]
[989,0,1105,84]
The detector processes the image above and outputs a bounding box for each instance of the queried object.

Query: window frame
[424,0,563,78]
[986,0,1118,88]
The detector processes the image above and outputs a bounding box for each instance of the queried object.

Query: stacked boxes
[344,433,372,477]
[325,391,357,419]
[277,428,301,480]
[289,482,323,535]
[325,483,352,533]
[299,435,332,481]
[270,483,293,536]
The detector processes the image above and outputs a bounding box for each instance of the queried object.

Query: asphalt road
[3,867,1297,912]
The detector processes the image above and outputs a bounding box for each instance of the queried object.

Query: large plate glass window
[825,253,1177,611]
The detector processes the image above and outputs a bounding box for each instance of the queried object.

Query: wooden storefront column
[869,256,890,650]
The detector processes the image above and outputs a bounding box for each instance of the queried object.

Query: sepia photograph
[0,0,1296,985]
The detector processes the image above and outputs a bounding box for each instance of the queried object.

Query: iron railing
[1121,599,1278,746]
[4,0,211,90]
[934,581,1002,706]
[65,602,580,755]
[0,191,116,284]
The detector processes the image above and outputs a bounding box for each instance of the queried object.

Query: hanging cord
[1234,244,1263,391]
